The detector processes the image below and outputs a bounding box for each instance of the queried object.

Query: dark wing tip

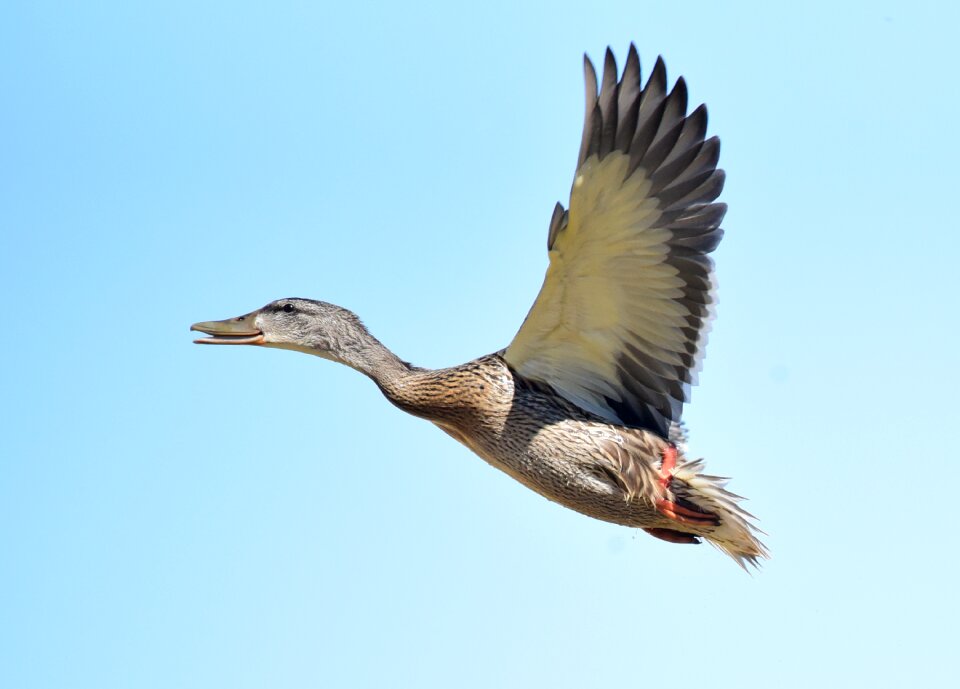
[578,54,601,166]
[603,47,617,81]
[649,56,667,89]
[583,53,598,94]
[547,201,568,250]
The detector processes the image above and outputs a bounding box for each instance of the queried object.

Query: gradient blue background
[2,2,957,687]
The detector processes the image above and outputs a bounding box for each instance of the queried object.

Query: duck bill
[191,313,265,345]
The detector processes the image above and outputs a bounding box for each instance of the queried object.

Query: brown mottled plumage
[378,353,763,568]
[191,45,768,568]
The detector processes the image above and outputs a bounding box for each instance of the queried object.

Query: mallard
[191,45,767,568]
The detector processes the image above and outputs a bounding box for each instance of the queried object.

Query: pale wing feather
[504,46,725,437]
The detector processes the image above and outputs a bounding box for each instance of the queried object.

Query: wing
[503,45,726,438]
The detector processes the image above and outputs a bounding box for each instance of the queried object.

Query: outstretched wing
[503,45,726,438]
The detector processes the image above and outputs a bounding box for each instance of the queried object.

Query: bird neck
[334,328,416,389]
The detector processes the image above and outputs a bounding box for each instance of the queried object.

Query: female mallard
[192,45,767,568]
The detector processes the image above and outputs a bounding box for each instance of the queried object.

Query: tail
[671,458,769,570]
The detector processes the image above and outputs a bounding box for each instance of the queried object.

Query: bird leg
[642,527,702,544]
[653,443,719,527]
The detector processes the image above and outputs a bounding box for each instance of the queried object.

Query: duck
[191,44,767,568]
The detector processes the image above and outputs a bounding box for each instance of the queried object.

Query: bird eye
[282,304,294,313]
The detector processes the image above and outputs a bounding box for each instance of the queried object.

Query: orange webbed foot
[654,443,719,527]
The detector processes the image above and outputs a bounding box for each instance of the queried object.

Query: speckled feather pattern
[379,354,765,567]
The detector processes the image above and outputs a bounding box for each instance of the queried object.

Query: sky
[1,1,958,687]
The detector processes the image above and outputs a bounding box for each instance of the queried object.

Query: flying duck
[192,45,767,567]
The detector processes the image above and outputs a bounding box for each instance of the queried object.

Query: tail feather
[672,458,769,570]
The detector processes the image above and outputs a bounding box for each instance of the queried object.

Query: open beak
[191,313,265,345]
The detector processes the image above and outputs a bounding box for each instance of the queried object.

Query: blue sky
[2,1,957,687]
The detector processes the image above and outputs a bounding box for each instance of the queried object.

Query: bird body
[379,353,760,567]
[192,45,768,568]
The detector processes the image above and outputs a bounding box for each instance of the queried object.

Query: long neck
[333,326,416,389]
[331,323,490,426]
[331,325,458,422]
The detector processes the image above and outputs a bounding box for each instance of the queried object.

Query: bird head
[191,298,366,362]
